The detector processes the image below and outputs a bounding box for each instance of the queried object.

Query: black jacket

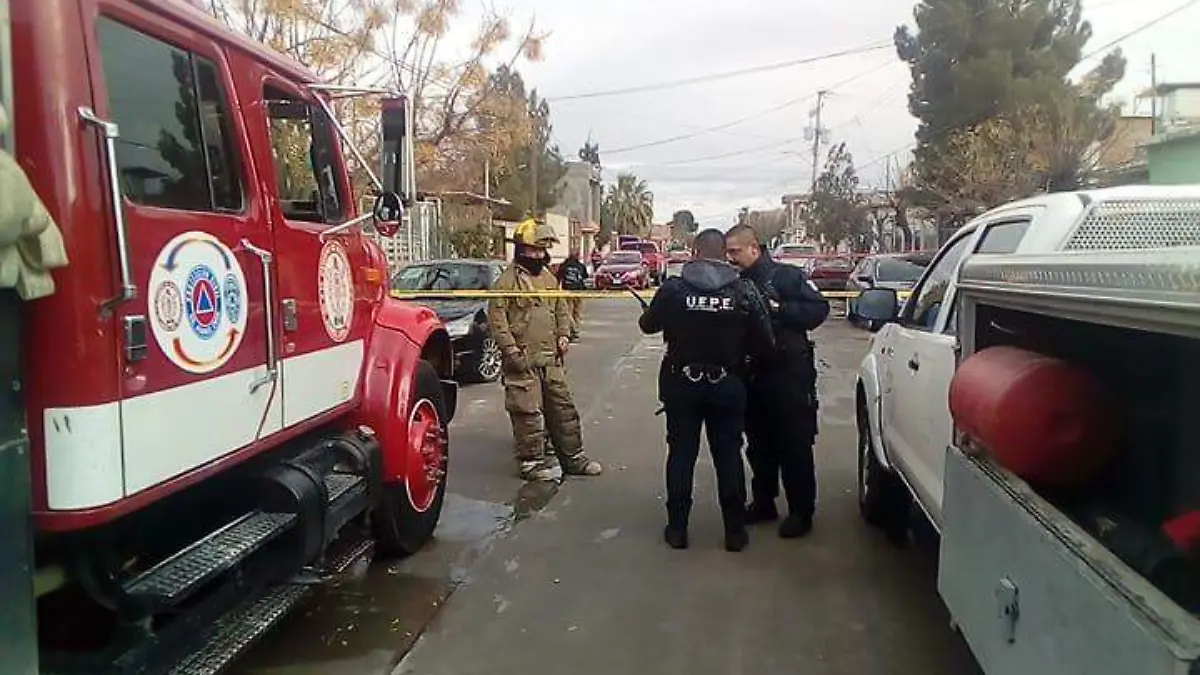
[556,257,589,291]
[638,259,775,372]
[741,252,830,358]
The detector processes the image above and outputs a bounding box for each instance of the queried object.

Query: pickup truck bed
[940,446,1200,675]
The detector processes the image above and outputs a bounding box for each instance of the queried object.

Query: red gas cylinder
[948,346,1123,489]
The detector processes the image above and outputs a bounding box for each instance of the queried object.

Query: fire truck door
[257,83,366,428]
[87,16,280,496]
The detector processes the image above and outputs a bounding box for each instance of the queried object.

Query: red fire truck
[3,1,456,672]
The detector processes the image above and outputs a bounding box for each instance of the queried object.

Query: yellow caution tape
[390,289,911,300]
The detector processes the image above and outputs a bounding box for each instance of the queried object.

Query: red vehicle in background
[666,248,691,264]
[594,250,652,290]
[620,239,666,286]
[771,242,819,265]
[5,1,456,673]
[804,255,860,292]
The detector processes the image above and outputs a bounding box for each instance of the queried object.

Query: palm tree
[604,172,654,238]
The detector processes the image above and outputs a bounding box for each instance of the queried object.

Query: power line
[851,0,1199,177]
[548,42,892,102]
[550,0,1089,105]
[577,1,1061,159]
[1079,0,1199,61]
[603,58,898,156]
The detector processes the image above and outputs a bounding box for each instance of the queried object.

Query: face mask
[517,255,546,275]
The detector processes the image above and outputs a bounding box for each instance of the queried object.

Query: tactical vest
[662,281,750,371]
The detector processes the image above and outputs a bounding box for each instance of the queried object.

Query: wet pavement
[234,299,981,675]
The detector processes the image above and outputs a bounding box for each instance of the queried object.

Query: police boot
[665,504,690,550]
[744,500,779,524]
[723,512,748,552]
[778,513,814,539]
[663,525,688,550]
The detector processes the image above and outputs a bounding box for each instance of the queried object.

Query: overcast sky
[455,0,1199,226]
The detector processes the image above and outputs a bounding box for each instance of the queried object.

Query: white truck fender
[856,345,893,472]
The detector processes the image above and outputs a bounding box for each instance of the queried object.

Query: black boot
[724,526,749,552]
[664,525,689,549]
[778,513,813,539]
[744,500,778,524]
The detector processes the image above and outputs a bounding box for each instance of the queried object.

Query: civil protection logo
[185,265,222,341]
[147,232,250,375]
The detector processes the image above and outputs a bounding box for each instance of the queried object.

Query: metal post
[0,5,38,670]
[1150,53,1158,135]
[0,0,11,151]
[809,90,827,193]
[0,290,37,675]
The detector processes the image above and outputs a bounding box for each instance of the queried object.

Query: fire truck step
[323,536,376,576]
[324,472,365,503]
[123,511,297,606]
[165,583,311,675]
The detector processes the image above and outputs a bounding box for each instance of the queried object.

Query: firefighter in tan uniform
[488,218,604,482]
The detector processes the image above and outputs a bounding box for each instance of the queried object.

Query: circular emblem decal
[153,281,183,333]
[147,232,249,374]
[318,239,355,342]
[223,273,243,325]
[185,265,222,341]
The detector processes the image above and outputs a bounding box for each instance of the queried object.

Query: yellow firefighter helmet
[512,217,559,249]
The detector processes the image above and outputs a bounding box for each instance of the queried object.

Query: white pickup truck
[853,185,1200,675]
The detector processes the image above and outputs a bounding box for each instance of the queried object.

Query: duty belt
[679,363,728,384]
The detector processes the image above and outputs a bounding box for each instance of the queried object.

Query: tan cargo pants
[503,362,584,465]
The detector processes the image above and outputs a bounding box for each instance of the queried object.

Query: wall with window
[1147,130,1200,185]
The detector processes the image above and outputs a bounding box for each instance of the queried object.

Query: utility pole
[1150,53,1158,135]
[530,136,541,218]
[809,90,828,193]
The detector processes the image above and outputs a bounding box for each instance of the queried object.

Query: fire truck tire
[373,360,449,558]
[857,397,908,539]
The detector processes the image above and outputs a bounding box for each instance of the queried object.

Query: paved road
[236,299,979,675]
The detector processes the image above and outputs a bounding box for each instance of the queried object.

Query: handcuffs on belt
[681,363,728,384]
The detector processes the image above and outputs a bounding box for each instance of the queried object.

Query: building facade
[549,161,602,257]
[1146,82,1200,184]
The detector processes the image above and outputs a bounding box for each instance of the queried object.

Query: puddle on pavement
[231,494,516,675]
[232,564,447,675]
[232,484,564,675]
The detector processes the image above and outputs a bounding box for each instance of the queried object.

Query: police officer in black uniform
[639,228,775,552]
[725,225,830,539]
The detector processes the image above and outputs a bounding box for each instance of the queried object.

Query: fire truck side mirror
[372,192,404,238]
[380,96,411,206]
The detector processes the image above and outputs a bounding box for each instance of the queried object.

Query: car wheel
[473,336,503,383]
[857,397,909,538]
[457,327,503,384]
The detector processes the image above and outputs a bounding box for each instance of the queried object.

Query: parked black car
[392,259,506,383]
[845,252,934,325]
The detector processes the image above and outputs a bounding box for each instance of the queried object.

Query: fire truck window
[264,86,347,224]
[96,17,236,213]
[194,59,243,212]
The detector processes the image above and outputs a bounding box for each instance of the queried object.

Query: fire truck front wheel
[373,360,449,558]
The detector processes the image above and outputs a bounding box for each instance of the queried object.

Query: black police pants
[662,374,747,531]
[745,366,818,518]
